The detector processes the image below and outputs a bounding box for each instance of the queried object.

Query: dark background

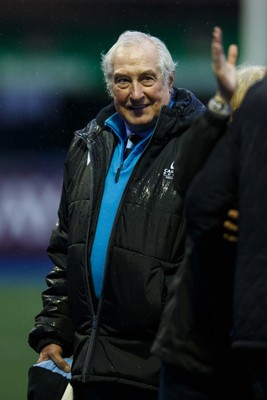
[0,0,239,151]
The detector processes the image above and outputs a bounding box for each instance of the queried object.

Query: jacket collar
[153,87,205,141]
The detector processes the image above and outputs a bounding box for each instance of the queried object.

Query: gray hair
[101,30,177,97]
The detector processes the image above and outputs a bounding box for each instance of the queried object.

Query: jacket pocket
[100,248,180,336]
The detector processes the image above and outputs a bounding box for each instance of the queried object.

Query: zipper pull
[115,163,123,183]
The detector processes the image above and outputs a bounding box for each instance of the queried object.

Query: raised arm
[211,26,238,103]
[173,26,238,196]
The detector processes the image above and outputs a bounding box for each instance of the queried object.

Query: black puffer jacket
[28,87,205,391]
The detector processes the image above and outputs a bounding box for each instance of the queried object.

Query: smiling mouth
[128,105,148,110]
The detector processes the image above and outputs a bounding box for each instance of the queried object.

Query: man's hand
[37,343,71,373]
[223,209,239,242]
[211,26,238,103]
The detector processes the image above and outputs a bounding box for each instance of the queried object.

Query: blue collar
[105,113,126,142]
[105,113,154,142]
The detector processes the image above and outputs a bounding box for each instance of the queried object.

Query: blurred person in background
[28,30,206,400]
[183,66,267,400]
[152,27,267,400]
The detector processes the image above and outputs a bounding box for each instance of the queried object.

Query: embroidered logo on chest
[163,161,175,180]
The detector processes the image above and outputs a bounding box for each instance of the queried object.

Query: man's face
[111,42,173,133]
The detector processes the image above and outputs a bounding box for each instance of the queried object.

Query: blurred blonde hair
[231,64,266,111]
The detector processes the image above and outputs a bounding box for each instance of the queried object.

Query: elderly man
[28,30,205,400]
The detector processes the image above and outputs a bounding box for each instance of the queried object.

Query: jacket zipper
[99,124,159,289]
[81,315,99,382]
[81,138,106,382]
[115,162,124,182]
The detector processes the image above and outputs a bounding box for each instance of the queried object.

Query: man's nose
[130,82,144,100]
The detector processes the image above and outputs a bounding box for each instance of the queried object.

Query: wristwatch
[208,96,232,117]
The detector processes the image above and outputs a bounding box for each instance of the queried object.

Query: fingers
[227,209,239,219]
[51,354,71,373]
[212,26,238,68]
[37,344,71,373]
[223,232,238,242]
[223,219,238,232]
[223,208,239,243]
[211,26,238,102]
[227,44,238,66]
[212,26,222,45]
[37,345,51,363]
[211,27,225,70]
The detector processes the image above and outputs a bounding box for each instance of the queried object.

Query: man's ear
[169,72,174,90]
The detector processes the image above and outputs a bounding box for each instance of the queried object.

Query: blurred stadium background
[0,0,266,398]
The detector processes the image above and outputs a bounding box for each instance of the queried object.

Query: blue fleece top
[90,113,153,297]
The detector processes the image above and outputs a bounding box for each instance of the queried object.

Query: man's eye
[142,76,156,86]
[115,77,130,86]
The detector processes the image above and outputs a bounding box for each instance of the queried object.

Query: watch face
[216,103,224,111]
[213,99,224,110]
[208,97,231,117]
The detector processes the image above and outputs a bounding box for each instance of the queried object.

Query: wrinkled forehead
[112,42,160,73]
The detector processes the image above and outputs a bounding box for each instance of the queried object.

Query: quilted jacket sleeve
[28,149,74,356]
[173,110,229,197]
